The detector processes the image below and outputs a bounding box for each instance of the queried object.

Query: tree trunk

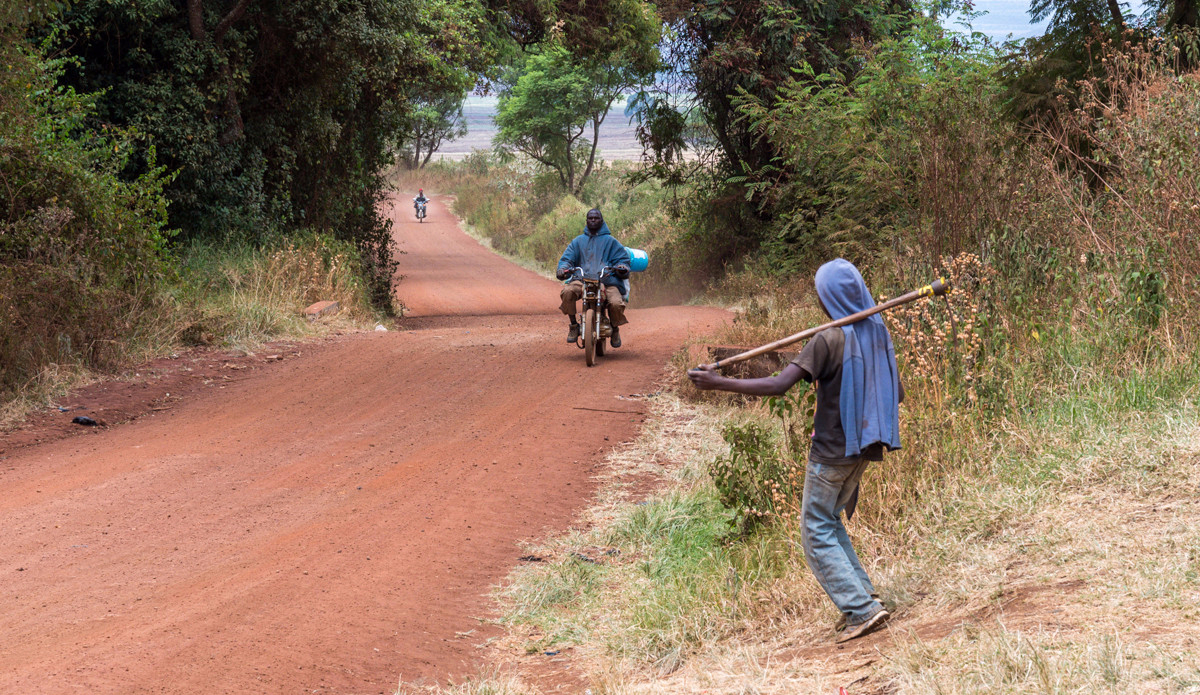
[213,0,253,43]
[578,109,604,196]
[187,0,252,144]
[217,62,245,145]
[409,128,423,168]
[187,0,206,40]
[1168,0,1197,29]
[1106,0,1126,29]
[563,130,576,195]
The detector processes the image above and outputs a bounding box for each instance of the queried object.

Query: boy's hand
[687,364,722,390]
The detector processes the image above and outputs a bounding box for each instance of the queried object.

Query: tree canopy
[401,95,469,169]
[45,0,490,303]
[648,0,913,178]
[494,44,655,194]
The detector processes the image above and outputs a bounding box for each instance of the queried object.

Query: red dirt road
[0,194,728,694]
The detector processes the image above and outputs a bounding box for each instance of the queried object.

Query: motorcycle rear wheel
[584,308,597,367]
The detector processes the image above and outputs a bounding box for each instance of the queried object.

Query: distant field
[432,95,644,162]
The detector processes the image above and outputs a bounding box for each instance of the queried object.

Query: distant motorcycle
[415,200,427,222]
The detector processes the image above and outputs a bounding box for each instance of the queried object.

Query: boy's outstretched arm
[688,363,809,397]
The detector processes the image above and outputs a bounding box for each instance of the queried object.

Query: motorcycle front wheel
[584,308,597,367]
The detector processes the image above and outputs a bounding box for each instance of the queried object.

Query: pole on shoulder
[698,277,951,371]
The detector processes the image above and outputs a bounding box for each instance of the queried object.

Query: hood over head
[814,259,875,319]
[813,258,901,459]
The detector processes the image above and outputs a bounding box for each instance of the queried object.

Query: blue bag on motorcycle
[621,248,649,300]
[628,248,649,272]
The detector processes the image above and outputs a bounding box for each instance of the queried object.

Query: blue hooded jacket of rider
[813,259,902,458]
[556,220,631,292]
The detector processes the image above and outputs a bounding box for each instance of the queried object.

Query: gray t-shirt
[791,327,899,465]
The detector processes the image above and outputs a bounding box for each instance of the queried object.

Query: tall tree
[1006,0,1200,124]
[494,44,654,194]
[401,95,469,169]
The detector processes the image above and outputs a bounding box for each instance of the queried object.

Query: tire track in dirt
[0,193,728,694]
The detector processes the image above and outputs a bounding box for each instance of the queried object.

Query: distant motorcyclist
[556,208,632,347]
[413,189,428,213]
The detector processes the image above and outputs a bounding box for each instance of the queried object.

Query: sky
[963,0,1148,40]
[958,0,1049,40]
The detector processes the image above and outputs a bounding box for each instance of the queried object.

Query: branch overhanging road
[0,193,729,694]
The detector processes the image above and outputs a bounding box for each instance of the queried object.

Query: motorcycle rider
[413,189,428,216]
[556,208,631,347]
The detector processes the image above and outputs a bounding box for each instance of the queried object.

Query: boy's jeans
[801,458,885,625]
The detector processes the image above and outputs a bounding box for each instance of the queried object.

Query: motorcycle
[570,266,616,367]
[415,200,427,222]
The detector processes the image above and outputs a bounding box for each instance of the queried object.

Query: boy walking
[688,259,902,643]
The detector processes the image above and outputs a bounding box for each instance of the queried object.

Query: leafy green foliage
[46,0,490,308]
[494,42,656,194]
[708,387,814,533]
[734,14,1019,269]
[1,33,172,396]
[485,0,662,73]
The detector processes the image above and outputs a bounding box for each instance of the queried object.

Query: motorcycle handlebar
[567,266,611,281]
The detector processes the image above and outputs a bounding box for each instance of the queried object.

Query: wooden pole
[699,278,951,371]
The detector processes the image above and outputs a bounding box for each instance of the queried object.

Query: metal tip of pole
[931,277,951,296]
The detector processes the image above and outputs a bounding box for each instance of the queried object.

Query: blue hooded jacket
[556,222,631,291]
[814,259,902,458]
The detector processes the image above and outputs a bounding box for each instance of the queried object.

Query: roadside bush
[516,194,590,264]
[1,36,172,400]
[737,15,1023,272]
[1055,37,1200,325]
[708,387,815,533]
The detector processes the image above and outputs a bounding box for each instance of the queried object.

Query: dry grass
[175,233,376,351]
[425,273,1200,695]
[0,362,97,427]
[384,51,1200,688]
[551,406,1200,695]
[394,669,532,695]
[2,233,379,428]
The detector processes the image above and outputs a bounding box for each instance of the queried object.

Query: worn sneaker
[835,594,884,632]
[610,325,621,348]
[835,608,890,644]
[567,323,581,343]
